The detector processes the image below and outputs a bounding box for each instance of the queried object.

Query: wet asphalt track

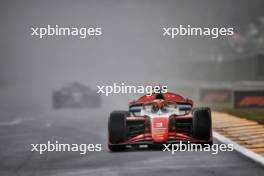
[0,109,264,176]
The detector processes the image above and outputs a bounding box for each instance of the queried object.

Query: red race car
[108,92,212,151]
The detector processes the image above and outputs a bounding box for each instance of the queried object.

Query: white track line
[213,131,264,166]
[0,118,22,126]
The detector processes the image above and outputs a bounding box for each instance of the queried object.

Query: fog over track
[1,0,264,175]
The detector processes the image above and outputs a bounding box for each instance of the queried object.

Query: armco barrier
[200,89,232,103]
[234,90,264,108]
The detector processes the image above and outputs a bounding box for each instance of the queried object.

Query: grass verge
[218,108,264,124]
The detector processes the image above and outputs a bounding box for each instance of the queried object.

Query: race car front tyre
[108,111,128,151]
[192,107,212,141]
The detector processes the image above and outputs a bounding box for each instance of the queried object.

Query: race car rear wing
[129,101,192,117]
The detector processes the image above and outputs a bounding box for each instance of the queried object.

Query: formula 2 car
[108,92,212,151]
[52,82,101,109]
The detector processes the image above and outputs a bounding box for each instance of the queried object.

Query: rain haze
[0,1,264,176]
[1,0,263,109]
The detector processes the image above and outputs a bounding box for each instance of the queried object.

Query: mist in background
[0,0,264,111]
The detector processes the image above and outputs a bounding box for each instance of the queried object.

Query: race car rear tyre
[108,111,129,151]
[192,107,212,141]
[52,91,62,109]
